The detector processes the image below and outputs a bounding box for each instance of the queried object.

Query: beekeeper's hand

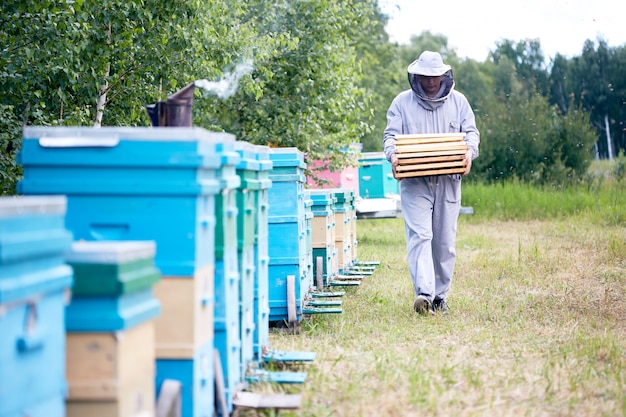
[463,149,473,176]
[390,154,399,179]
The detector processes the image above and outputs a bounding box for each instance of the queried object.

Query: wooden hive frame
[394,133,467,178]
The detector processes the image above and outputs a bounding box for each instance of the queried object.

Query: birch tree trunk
[94,24,111,128]
[604,113,613,160]
[93,62,110,128]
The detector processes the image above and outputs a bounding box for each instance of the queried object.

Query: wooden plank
[396,138,466,146]
[302,306,343,314]
[395,136,463,145]
[155,379,182,417]
[263,350,317,363]
[395,133,466,142]
[315,256,324,290]
[233,392,302,409]
[287,275,296,324]
[397,160,466,172]
[398,154,465,165]
[329,280,361,286]
[213,349,228,417]
[336,273,364,279]
[396,167,466,178]
[397,148,467,159]
[396,142,467,154]
[306,299,342,307]
[351,263,378,268]
[311,291,345,298]
[246,371,308,384]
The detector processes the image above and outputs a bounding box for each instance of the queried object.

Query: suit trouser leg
[400,175,461,301]
[432,175,461,300]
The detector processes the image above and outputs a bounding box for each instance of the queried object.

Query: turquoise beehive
[0,196,73,417]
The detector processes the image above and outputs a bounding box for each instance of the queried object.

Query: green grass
[461,179,626,225]
[239,182,626,417]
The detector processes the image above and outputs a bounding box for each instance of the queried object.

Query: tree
[351,0,397,153]
[0,0,285,192]
[548,53,571,114]
[0,105,22,195]
[200,0,373,176]
[491,39,550,97]
[473,90,596,185]
[567,38,624,159]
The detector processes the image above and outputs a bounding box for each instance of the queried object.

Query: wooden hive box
[152,263,214,359]
[394,133,467,178]
[65,320,156,417]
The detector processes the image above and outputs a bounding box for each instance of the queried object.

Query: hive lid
[359,151,386,160]
[23,126,235,144]
[269,147,306,168]
[65,240,156,264]
[0,196,67,217]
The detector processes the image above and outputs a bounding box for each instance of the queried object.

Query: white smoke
[195,60,254,99]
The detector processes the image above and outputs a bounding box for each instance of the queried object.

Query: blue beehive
[213,147,242,414]
[331,189,354,272]
[64,241,161,333]
[346,189,359,264]
[18,127,229,417]
[234,142,259,377]
[234,141,277,377]
[358,152,398,198]
[303,195,314,292]
[0,196,73,417]
[18,126,234,276]
[267,148,311,324]
[0,196,73,281]
[1,286,71,417]
[156,339,214,417]
[307,190,336,286]
[65,287,160,331]
[252,147,272,358]
[63,240,161,417]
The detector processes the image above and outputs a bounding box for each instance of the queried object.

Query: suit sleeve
[383,98,403,162]
[458,94,480,159]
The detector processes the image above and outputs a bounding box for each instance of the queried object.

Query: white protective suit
[383,57,480,305]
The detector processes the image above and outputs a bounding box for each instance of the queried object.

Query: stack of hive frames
[394,133,467,178]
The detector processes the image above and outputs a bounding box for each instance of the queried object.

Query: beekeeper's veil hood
[407,50,454,104]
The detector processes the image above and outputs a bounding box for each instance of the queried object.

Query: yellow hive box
[311,215,333,248]
[152,264,214,358]
[394,133,467,178]
[65,320,155,417]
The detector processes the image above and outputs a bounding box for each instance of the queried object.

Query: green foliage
[0,105,23,195]
[202,0,373,173]
[562,39,626,159]
[0,0,263,126]
[472,90,597,186]
[1,1,624,195]
[351,0,397,153]
[613,150,626,182]
[491,39,550,96]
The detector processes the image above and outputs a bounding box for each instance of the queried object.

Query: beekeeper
[383,50,480,315]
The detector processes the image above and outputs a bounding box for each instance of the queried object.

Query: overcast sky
[380,0,626,62]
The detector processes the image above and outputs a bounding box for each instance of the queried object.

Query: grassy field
[241,180,626,417]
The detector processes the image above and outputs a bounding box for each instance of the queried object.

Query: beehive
[0,196,74,417]
[65,320,156,417]
[394,133,467,178]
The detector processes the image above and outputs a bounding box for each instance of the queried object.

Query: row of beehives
[0,126,379,417]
